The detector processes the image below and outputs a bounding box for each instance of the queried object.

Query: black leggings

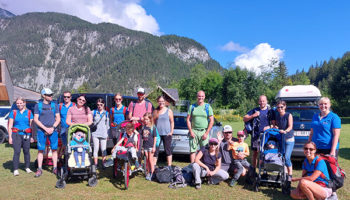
[154,135,172,157]
[12,133,31,170]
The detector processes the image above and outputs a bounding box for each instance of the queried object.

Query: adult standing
[128,87,152,124]
[153,96,174,166]
[187,90,214,163]
[273,100,294,192]
[192,138,229,189]
[110,93,128,144]
[34,88,60,177]
[66,94,93,126]
[8,97,34,176]
[91,98,109,168]
[243,95,274,169]
[59,91,74,147]
[308,97,341,157]
[217,125,237,174]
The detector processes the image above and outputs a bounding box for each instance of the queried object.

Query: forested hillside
[0,12,221,95]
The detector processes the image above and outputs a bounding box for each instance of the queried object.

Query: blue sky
[2,0,350,74]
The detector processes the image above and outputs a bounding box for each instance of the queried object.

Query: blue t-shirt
[311,112,341,150]
[60,102,74,128]
[9,109,34,135]
[112,105,128,125]
[303,156,330,186]
[34,101,59,129]
[247,107,272,138]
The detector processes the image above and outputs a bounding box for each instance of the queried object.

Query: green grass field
[0,121,349,200]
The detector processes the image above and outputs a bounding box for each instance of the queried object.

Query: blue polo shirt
[60,102,74,128]
[112,105,128,125]
[9,109,33,135]
[311,111,341,150]
[303,156,330,187]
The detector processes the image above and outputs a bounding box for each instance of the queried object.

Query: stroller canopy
[261,128,285,154]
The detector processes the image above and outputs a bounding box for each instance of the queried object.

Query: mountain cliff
[0,11,222,94]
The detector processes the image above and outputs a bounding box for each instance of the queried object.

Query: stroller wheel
[88,175,98,187]
[55,180,66,189]
[124,162,130,190]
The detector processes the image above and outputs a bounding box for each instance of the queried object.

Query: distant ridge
[0,8,15,18]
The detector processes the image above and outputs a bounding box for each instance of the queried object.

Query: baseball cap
[209,138,219,145]
[137,87,145,94]
[222,125,232,133]
[237,130,245,136]
[41,88,54,95]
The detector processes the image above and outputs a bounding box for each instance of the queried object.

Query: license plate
[294,131,310,137]
[172,135,182,140]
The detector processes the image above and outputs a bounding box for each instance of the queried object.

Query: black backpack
[155,166,173,183]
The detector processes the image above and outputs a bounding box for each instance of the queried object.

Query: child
[70,131,89,168]
[227,130,250,187]
[261,140,283,166]
[141,112,158,181]
[112,123,139,167]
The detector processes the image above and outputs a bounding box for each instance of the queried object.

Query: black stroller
[253,128,289,194]
[56,124,97,188]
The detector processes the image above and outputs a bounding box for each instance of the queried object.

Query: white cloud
[234,43,284,75]
[220,41,248,53]
[0,0,161,35]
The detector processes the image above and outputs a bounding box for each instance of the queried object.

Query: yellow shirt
[228,141,249,160]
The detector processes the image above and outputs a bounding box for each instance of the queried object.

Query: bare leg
[149,152,155,173]
[94,157,98,165]
[251,150,258,168]
[52,150,58,168]
[190,152,196,163]
[37,151,44,168]
[167,155,172,166]
[287,166,293,176]
[299,179,327,200]
[290,185,307,199]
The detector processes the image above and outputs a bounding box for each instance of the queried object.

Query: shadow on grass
[339,148,350,160]
[259,187,291,199]
[341,117,350,124]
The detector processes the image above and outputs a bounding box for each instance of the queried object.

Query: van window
[286,108,319,122]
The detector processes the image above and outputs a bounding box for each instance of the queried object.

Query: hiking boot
[52,167,57,175]
[25,168,32,173]
[229,179,236,187]
[13,170,19,176]
[34,169,43,178]
[195,184,201,189]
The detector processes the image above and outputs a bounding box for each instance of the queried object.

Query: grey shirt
[156,108,171,136]
[219,138,237,166]
[92,110,109,139]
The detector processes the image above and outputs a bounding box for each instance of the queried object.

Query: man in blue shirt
[59,91,74,147]
[33,88,60,177]
[243,95,274,169]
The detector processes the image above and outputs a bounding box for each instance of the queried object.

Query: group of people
[8,87,341,199]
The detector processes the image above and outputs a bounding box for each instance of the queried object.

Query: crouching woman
[192,138,229,189]
[290,141,332,200]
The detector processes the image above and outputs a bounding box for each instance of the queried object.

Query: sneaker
[25,168,32,173]
[13,170,19,176]
[229,179,236,187]
[52,167,58,175]
[130,165,135,171]
[34,169,42,178]
[81,162,85,168]
[195,184,201,189]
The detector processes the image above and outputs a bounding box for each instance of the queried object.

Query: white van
[0,106,11,144]
[275,85,321,157]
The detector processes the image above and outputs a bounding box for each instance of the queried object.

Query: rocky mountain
[0,8,15,18]
[0,11,222,95]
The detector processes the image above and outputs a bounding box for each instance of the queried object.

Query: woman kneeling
[290,141,332,200]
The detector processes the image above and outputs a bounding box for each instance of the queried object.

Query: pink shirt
[128,101,152,119]
[67,106,92,124]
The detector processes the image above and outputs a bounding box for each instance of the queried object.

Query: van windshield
[286,108,319,122]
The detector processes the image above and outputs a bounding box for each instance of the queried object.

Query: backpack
[155,166,173,183]
[312,155,346,191]
[38,101,56,115]
[9,110,32,128]
[150,125,161,147]
[168,166,187,189]
[190,103,210,122]
[110,105,127,122]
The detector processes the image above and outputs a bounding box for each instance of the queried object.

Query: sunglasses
[304,147,315,151]
[224,132,232,134]
[45,94,53,97]
[209,143,218,146]
[64,96,71,98]
[115,98,122,101]
[137,93,144,96]
[97,103,104,106]
[277,106,284,109]
[78,98,86,102]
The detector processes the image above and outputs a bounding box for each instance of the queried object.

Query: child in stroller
[70,131,89,168]
[260,139,283,167]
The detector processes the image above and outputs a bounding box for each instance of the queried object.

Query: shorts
[144,147,153,152]
[189,129,209,153]
[154,135,172,157]
[60,126,68,146]
[37,129,58,151]
[322,187,333,198]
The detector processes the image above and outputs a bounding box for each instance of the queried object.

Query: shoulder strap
[50,102,56,114]
[190,104,196,118]
[38,101,42,115]
[93,110,97,118]
[205,103,209,118]
[59,103,63,111]
[145,101,149,111]
[13,110,17,121]
[27,110,31,124]
[123,105,127,116]
[314,156,328,180]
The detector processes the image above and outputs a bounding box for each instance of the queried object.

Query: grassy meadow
[0,121,349,200]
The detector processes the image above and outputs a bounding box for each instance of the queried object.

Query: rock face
[0,12,221,94]
[0,8,15,19]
